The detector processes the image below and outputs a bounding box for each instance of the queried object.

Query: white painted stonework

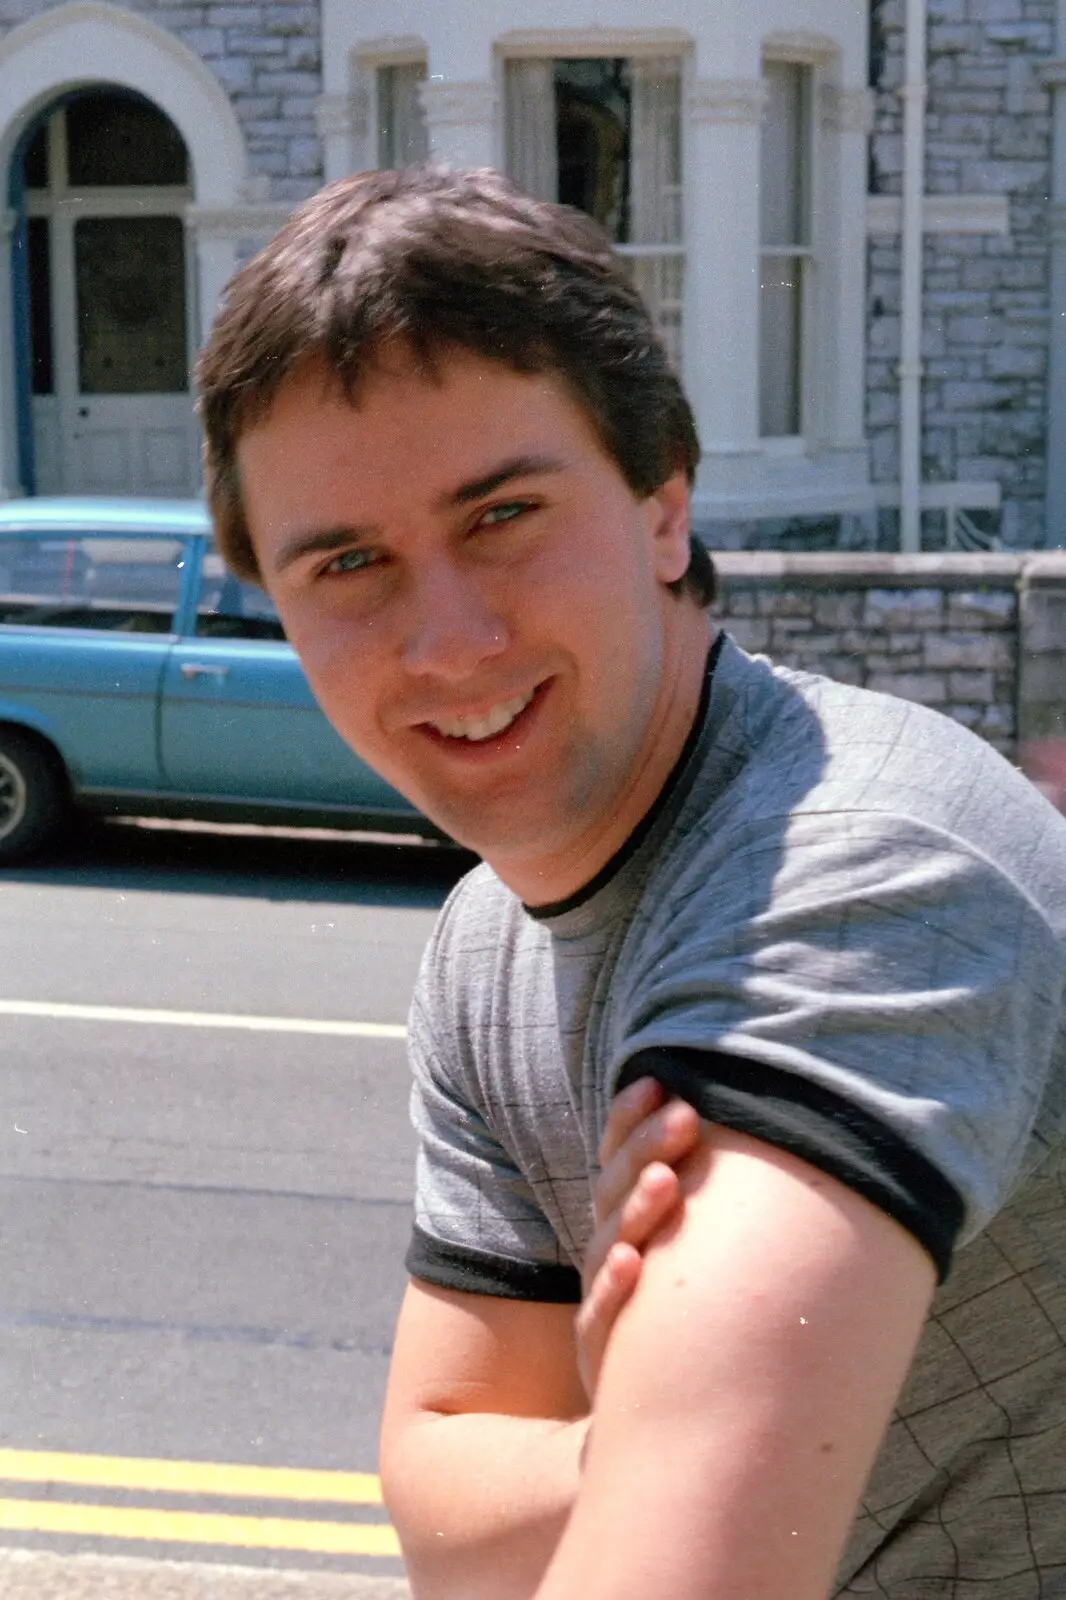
[322,0,877,522]
[0,3,254,496]
[0,2,245,206]
[0,0,1053,545]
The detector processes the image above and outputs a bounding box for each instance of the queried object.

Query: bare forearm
[382,1411,588,1600]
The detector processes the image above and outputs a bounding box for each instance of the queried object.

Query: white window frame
[25,107,195,402]
[498,33,690,371]
[351,38,427,171]
[758,51,821,449]
[375,60,428,169]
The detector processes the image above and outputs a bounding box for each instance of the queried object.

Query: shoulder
[419,861,549,987]
[698,636,1066,929]
[410,861,552,1063]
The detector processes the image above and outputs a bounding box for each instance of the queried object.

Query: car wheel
[0,729,68,863]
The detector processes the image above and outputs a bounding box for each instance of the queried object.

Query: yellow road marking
[0,1001,406,1040]
[0,1450,382,1505]
[0,1498,400,1557]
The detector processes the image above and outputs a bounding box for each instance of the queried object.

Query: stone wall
[868,0,1054,550]
[710,553,1066,803]
[0,0,324,203]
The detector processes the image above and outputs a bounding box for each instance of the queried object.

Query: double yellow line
[0,1449,400,1558]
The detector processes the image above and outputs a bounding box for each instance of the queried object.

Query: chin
[423,803,552,864]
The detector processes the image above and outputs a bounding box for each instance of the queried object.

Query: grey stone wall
[1017,554,1066,806]
[868,0,1055,550]
[710,550,1058,764]
[0,0,324,203]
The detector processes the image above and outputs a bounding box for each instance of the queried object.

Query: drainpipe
[1042,3,1066,546]
[898,0,928,552]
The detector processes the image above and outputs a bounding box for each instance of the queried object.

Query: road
[0,819,475,1591]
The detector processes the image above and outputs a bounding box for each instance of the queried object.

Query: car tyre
[0,728,68,863]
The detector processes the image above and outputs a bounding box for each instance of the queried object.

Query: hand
[576,1077,700,1402]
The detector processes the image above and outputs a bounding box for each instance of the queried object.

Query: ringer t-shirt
[405,632,1066,1597]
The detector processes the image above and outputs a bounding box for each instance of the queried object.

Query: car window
[195,553,286,641]
[0,534,183,633]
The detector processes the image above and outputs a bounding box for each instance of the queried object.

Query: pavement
[0,822,459,1590]
[0,1549,411,1598]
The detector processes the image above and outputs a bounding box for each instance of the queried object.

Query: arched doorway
[14,87,199,495]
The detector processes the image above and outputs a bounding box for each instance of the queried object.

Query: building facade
[1,0,1064,551]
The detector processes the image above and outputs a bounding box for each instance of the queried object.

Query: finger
[587,1241,642,1314]
[583,1162,680,1292]
[614,1160,683,1250]
[577,1242,641,1396]
[593,1096,700,1225]
[597,1077,665,1167]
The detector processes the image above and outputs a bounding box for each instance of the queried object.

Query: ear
[645,471,692,585]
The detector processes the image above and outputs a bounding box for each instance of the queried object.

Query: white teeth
[429,690,535,742]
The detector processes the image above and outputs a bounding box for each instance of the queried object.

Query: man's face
[237,348,696,888]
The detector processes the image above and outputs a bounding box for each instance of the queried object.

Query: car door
[0,531,184,792]
[158,552,416,817]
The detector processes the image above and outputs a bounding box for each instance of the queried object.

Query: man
[196,166,1066,1599]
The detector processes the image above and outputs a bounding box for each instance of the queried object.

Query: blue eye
[481,501,529,527]
[326,547,374,574]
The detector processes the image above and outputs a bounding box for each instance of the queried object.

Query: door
[0,531,186,792]
[159,559,420,819]
[21,90,200,496]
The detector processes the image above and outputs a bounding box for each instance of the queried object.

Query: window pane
[761,62,810,249]
[505,60,558,202]
[27,219,54,396]
[75,217,188,394]
[196,555,285,640]
[629,253,684,372]
[555,59,631,242]
[67,92,189,186]
[759,257,802,436]
[22,123,49,189]
[629,59,682,245]
[0,536,182,632]
[378,65,428,168]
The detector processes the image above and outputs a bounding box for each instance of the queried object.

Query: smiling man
[197,167,1066,1600]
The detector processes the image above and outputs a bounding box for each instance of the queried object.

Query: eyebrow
[271,524,375,574]
[270,453,567,574]
[442,454,567,507]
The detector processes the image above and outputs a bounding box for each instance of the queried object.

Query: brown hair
[195,164,715,604]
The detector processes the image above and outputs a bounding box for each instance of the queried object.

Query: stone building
[0,0,1063,554]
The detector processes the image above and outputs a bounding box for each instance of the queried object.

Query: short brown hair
[195,165,715,605]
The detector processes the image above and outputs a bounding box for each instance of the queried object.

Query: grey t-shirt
[406,633,1066,1597]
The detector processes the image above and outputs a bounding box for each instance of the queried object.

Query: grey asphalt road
[0,820,476,1588]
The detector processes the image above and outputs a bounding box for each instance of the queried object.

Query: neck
[496,613,717,907]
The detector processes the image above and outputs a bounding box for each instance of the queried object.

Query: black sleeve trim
[406,1225,582,1303]
[616,1047,965,1283]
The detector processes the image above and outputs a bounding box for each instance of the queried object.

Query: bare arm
[379,1283,588,1600]
[536,1125,937,1600]
[380,1080,699,1600]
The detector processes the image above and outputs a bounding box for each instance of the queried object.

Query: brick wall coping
[709,552,1026,589]
[1020,553,1066,585]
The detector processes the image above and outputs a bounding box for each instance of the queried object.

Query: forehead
[239,348,611,482]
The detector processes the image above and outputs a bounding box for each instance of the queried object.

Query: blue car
[0,497,435,861]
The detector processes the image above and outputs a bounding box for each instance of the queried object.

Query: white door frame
[26,102,195,494]
[0,1,248,498]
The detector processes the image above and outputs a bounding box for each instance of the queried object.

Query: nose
[401,560,510,682]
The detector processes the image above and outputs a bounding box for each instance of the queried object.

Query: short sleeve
[608,809,1066,1253]
[404,900,582,1303]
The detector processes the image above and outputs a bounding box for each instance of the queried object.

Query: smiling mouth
[422,686,540,743]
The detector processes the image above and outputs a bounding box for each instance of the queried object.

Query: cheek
[284,615,386,723]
